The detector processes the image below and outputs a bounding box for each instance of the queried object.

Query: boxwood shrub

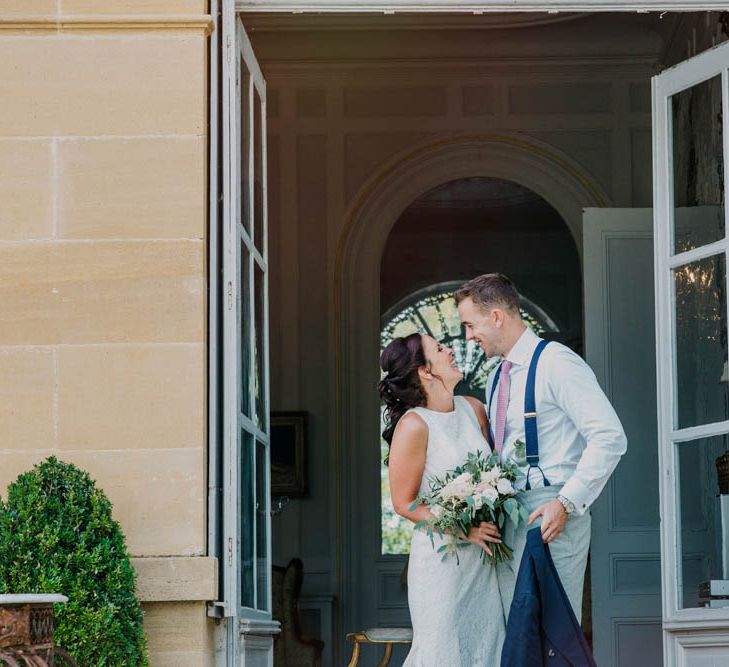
[0,456,148,666]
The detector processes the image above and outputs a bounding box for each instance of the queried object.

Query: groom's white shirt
[487,327,627,515]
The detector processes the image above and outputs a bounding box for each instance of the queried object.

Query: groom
[456,273,627,623]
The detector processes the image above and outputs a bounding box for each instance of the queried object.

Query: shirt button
[548,649,556,657]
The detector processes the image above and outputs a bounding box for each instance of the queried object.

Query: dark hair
[378,333,427,454]
[455,273,521,314]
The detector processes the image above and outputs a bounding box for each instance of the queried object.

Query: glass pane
[254,89,265,252]
[255,440,269,611]
[240,431,255,608]
[254,262,267,431]
[677,436,729,609]
[671,74,725,254]
[674,254,728,429]
[240,240,251,417]
[239,62,252,236]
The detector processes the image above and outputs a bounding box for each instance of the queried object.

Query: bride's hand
[464,522,502,557]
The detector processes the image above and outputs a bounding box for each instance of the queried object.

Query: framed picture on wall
[270,411,308,497]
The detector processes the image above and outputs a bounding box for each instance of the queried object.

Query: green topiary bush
[0,456,148,666]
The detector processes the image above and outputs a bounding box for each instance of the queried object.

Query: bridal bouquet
[411,450,529,565]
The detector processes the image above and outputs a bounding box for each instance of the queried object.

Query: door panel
[652,40,729,664]
[584,208,662,667]
[222,1,274,663]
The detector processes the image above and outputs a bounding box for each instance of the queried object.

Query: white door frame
[236,1,729,11]
[652,39,729,662]
[219,1,276,664]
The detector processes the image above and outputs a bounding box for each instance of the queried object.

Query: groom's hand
[528,499,568,544]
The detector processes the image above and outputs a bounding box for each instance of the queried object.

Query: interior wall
[246,10,727,652]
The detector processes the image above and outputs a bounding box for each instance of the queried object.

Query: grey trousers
[495,484,591,624]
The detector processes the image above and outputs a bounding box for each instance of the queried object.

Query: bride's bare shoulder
[393,411,428,439]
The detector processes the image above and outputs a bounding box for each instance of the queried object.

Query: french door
[653,40,729,664]
[221,0,274,660]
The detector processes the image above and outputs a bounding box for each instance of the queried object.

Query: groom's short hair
[455,273,521,315]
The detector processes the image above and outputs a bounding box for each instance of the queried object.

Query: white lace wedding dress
[403,395,506,667]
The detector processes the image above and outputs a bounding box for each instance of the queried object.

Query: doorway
[219,7,729,666]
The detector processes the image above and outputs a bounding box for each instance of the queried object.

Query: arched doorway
[334,135,606,657]
[371,177,582,663]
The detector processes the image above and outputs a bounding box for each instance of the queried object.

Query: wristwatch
[557,494,576,515]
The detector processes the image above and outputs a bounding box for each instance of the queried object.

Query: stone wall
[0,2,214,665]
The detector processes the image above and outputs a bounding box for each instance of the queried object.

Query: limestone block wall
[0,2,214,665]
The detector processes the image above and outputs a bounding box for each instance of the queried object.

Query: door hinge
[227,536,233,566]
[227,281,233,311]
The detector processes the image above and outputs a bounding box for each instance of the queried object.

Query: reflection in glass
[254,89,265,252]
[678,437,729,609]
[672,75,725,253]
[240,241,251,417]
[674,254,728,429]
[240,431,255,608]
[255,440,269,611]
[254,261,267,431]
[239,60,252,235]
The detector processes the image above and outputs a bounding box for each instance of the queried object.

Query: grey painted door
[584,209,663,667]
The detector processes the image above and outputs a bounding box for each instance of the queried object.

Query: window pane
[671,74,725,254]
[254,88,265,252]
[677,437,729,609]
[255,440,269,611]
[240,431,255,608]
[239,62,252,236]
[674,254,728,429]
[240,240,251,417]
[254,262,267,432]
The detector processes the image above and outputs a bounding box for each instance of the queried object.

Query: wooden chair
[272,558,325,667]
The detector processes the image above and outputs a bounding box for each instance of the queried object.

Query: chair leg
[346,638,361,667]
[377,642,393,667]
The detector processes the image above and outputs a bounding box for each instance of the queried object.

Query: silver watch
[557,494,576,515]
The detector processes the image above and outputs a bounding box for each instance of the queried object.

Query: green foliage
[381,474,413,555]
[0,457,148,666]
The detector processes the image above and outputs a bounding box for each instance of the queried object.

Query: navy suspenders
[488,339,551,490]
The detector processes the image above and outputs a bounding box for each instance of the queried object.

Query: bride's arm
[388,412,434,525]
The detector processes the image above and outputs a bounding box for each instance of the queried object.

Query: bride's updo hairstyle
[378,332,427,449]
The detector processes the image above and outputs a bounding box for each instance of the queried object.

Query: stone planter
[0,595,77,666]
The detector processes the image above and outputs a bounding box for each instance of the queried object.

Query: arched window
[380,281,558,555]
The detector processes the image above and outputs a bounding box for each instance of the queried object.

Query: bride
[379,332,506,666]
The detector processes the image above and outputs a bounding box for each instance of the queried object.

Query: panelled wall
[0,3,214,665]
[250,12,662,647]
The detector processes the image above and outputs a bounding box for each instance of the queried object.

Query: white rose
[473,495,484,509]
[451,481,474,500]
[439,472,474,500]
[474,480,494,496]
[481,468,500,485]
[497,478,514,495]
[452,472,473,485]
[481,486,498,503]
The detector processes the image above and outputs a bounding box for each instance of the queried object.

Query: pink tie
[493,360,513,454]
